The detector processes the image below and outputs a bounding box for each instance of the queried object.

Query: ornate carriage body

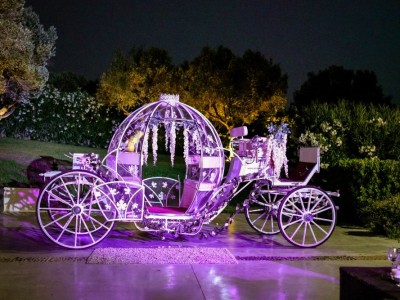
[36,94,339,249]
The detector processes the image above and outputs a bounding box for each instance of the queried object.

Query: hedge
[318,158,400,227]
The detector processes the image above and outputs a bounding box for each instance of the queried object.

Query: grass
[0,137,107,187]
[0,137,107,166]
[0,137,187,187]
[0,160,29,186]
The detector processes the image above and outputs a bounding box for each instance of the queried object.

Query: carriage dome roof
[107,94,225,184]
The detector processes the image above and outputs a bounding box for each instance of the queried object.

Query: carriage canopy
[106,94,225,192]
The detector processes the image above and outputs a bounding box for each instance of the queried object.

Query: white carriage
[36,94,339,249]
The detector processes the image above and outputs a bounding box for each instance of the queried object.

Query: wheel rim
[36,170,115,249]
[245,185,283,235]
[278,187,336,248]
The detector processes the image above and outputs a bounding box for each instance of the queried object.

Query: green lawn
[0,137,107,187]
[0,137,186,187]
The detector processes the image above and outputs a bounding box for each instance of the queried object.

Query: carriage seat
[230,126,248,138]
[146,178,196,215]
[146,179,214,215]
[272,147,320,187]
[146,206,187,214]
[146,156,221,215]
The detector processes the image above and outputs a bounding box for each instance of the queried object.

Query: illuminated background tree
[0,0,57,120]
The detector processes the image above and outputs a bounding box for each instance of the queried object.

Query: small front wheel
[244,184,283,235]
[278,186,336,248]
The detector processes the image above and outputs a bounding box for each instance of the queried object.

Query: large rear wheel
[36,170,115,249]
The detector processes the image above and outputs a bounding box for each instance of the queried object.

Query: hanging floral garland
[183,126,189,165]
[142,128,149,166]
[267,123,290,178]
[191,130,202,154]
[169,121,176,166]
[269,137,288,178]
[264,136,274,176]
[164,110,170,152]
[152,124,158,165]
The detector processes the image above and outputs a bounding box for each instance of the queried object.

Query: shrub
[367,194,400,239]
[319,158,400,225]
[290,100,400,168]
[1,85,124,148]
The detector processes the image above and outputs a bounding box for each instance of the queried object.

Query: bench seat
[146,206,187,214]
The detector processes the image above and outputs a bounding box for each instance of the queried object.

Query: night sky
[26,0,400,103]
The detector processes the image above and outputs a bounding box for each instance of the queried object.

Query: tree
[97,45,288,140]
[97,47,179,114]
[294,65,391,107]
[182,46,288,138]
[0,0,57,119]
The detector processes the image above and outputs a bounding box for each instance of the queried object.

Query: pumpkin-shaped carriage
[36,94,339,249]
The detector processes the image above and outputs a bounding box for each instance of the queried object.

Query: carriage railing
[143,177,181,207]
[93,180,144,222]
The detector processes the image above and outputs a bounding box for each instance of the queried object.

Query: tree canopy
[98,45,288,138]
[0,0,57,119]
[182,46,288,136]
[294,65,391,107]
[96,47,179,114]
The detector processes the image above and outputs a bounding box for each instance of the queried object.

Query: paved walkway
[0,213,396,300]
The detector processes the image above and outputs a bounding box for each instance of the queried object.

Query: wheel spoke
[46,191,73,207]
[308,222,318,243]
[307,190,312,211]
[296,191,307,212]
[285,198,303,214]
[289,220,304,240]
[40,207,72,212]
[248,208,265,213]
[59,177,76,204]
[311,220,329,235]
[82,212,110,230]
[81,216,96,243]
[260,214,269,231]
[82,208,104,213]
[74,215,79,247]
[311,205,332,215]
[310,197,323,212]
[43,211,72,228]
[302,222,307,245]
[252,211,268,223]
[313,217,334,223]
[282,217,302,228]
[56,214,74,242]
[281,210,302,218]
[76,176,82,206]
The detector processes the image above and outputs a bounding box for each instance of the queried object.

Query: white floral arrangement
[266,123,290,177]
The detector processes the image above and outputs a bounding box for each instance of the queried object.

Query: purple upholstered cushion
[147,206,187,214]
